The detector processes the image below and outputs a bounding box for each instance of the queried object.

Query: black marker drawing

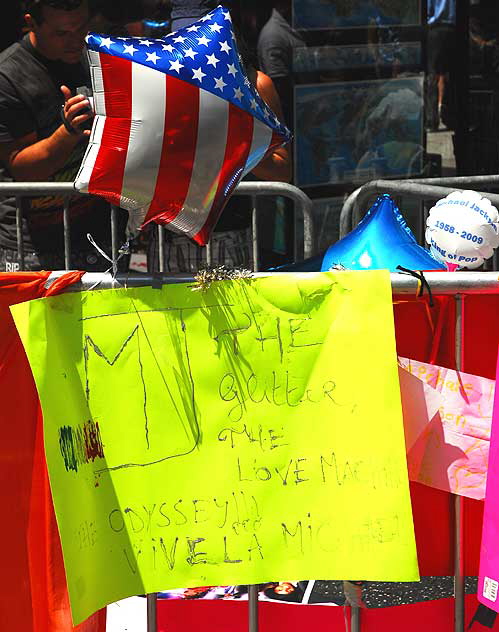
[81,303,206,474]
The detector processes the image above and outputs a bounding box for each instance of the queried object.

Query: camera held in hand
[75,86,95,133]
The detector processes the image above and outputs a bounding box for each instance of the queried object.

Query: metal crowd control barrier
[3,175,491,631]
[339,174,499,241]
[60,269,495,632]
[0,181,314,273]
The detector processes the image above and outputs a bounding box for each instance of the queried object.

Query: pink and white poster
[399,357,494,500]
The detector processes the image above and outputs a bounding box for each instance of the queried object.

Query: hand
[60,85,93,136]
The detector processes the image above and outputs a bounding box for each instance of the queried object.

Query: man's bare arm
[251,71,292,183]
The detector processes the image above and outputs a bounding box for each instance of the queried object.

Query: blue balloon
[276,195,445,272]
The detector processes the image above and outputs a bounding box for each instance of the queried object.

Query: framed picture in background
[292,0,421,30]
[293,42,422,74]
[294,76,424,188]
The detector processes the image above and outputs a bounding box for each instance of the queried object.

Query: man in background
[426,0,457,131]
[170,0,214,30]
[0,0,127,271]
[257,0,305,130]
[257,0,302,269]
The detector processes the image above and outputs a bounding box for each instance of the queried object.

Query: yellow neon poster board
[12,271,418,623]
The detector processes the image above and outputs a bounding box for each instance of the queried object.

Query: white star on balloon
[100,36,113,48]
[210,23,223,33]
[227,63,237,77]
[192,67,206,81]
[214,76,227,91]
[162,43,174,52]
[234,87,243,100]
[187,24,200,32]
[219,41,231,54]
[169,59,184,73]
[146,51,161,64]
[206,53,220,68]
[197,35,211,47]
[139,40,153,47]
[185,47,198,59]
[173,35,187,43]
[123,43,138,56]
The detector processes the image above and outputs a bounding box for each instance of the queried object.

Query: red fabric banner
[0,272,106,632]
[1,277,497,630]
[394,295,487,577]
[157,594,493,632]
[157,600,344,632]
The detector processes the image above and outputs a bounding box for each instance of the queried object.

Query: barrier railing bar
[15,197,25,270]
[72,271,499,294]
[206,239,213,267]
[111,205,119,265]
[4,181,313,273]
[4,182,76,195]
[63,198,71,270]
[248,585,259,632]
[357,182,499,234]
[454,295,465,632]
[340,175,499,238]
[423,201,430,241]
[158,225,165,273]
[251,195,259,272]
[294,202,299,264]
[145,182,313,274]
[146,593,157,632]
[343,182,462,237]
[235,182,315,260]
[341,175,499,236]
[408,174,499,188]
[418,200,426,246]
[351,605,361,632]
[339,186,362,238]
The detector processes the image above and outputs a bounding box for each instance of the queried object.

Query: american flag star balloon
[75,5,291,245]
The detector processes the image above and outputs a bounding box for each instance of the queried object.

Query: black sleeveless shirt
[170,0,217,20]
[0,35,118,253]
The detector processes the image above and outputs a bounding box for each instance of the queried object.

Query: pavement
[426,125,457,177]
[308,577,478,607]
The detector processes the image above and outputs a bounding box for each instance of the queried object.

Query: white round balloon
[425,190,499,269]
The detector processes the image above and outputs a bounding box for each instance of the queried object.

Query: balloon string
[396,266,434,308]
[428,296,449,365]
[86,233,130,289]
